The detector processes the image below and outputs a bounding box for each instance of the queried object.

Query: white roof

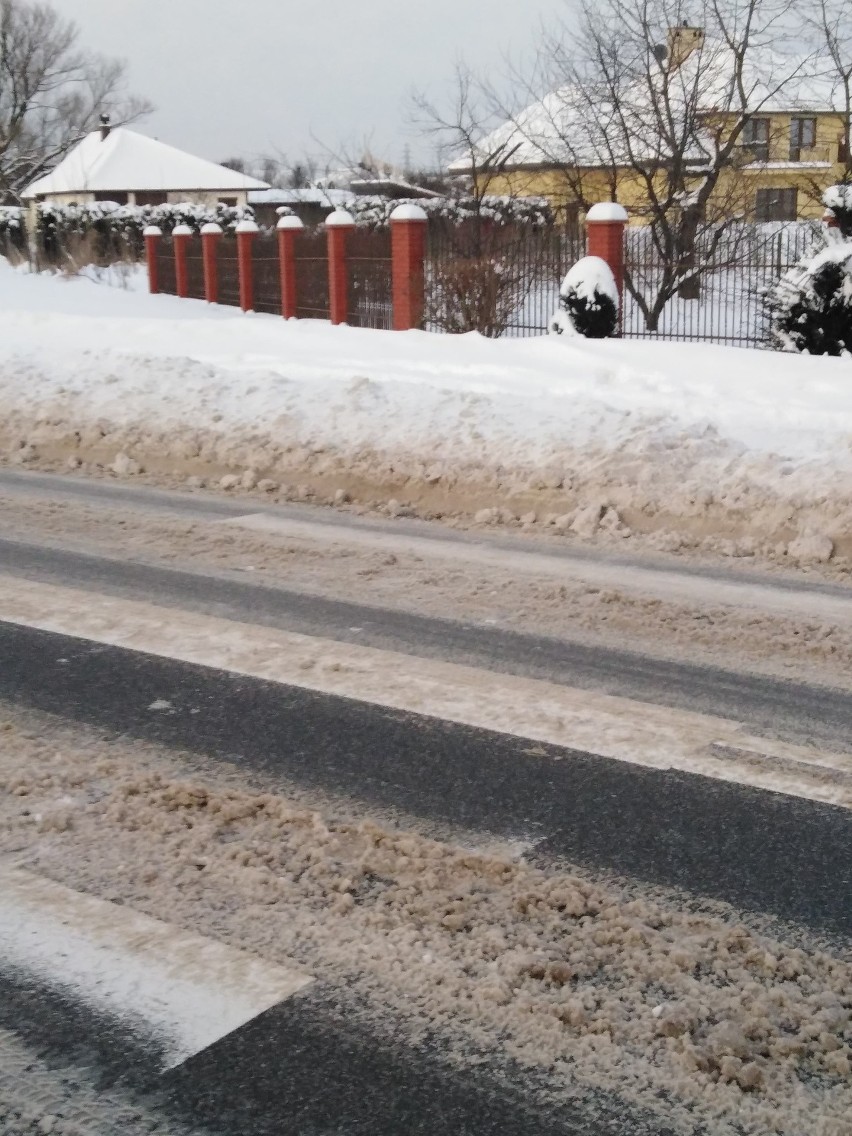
[23,127,270,199]
[247,187,354,207]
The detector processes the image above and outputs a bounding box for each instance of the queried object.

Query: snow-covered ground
[2,258,852,561]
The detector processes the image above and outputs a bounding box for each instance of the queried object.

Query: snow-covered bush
[551,256,619,338]
[0,205,24,234]
[0,205,26,254]
[765,242,852,355]
[348,194,553,229]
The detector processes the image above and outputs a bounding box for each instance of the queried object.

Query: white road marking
[215,513,852,626]
[1,575,850,807]
[0,866,313,1070]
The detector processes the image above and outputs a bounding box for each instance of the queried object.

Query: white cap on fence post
[325,208,355,227]
[585,203,629,223]
[276,215,305,230]
[390,204,428,222]
[172,224,193,236]
[200,222,223,235]
[142,225,162,237]
[235,219,259,234]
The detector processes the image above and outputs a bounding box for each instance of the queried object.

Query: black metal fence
[423,218,818,348]
[217,239,241,308]
[253,234,282,315]
[348,228,392,329]
[622,222,819,347]
[154,237,177,296]
[185,238,205,301]
[294,230,331,320]
[425,220,584,339]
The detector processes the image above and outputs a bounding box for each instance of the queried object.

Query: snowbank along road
[1,468,851,1135]
[4,259,852,566]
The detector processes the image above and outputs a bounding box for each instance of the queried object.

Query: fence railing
[293,230,331,320]
[622,222,819,347]
[144,209,824,350]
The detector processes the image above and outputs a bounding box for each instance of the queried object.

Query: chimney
[99,113,111,141]
[666,23,704,68]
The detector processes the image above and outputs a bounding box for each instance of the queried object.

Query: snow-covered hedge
[0,205,24,234]
[347,194,553,229]
[35,200,256,264]
[0,205,27,255]
[38,200,253,242]
[551,256,619,338]
[765,242,852,355]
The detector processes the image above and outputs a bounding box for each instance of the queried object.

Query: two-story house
[452,26,846,225]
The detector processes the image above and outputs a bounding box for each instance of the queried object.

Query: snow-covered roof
[452,40,844,175]
[247,187,354,207]
[349,178,443,199]
[23,128,270,199]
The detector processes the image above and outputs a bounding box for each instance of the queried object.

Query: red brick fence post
[325,208,355,325]
[172,223,193,299]
[236,218,259,312]
[277,214,304,319]
[390,204,427,331]
[143,225,162,294]
[585,202,628,319]
[200,222,222,304]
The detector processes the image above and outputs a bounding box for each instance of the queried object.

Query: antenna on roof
[99,113,111,141]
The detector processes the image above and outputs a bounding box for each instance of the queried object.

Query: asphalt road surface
[1,469,851,1136]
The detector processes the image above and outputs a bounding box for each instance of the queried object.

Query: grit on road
[0,468,850,1136]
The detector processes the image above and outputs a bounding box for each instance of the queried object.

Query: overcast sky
[52,0,563,172]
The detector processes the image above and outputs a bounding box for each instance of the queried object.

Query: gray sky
[52,0,560,173]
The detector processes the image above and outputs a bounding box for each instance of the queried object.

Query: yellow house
[453,27,847,226]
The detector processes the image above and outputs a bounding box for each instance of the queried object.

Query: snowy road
[1,469,851,1136]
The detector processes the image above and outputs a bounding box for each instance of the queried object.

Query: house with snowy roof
[22,118,269,211]
[452,26,848,225]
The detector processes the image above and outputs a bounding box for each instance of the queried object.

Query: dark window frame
[789,117,817,162]
[755,186,798,222]
[742,117,770,162]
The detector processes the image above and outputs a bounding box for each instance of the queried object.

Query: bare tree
[806,0,852,183]
[0,0,151,202]
[487,0,816,327]
[412,61,520,208]
[411,65,563,336]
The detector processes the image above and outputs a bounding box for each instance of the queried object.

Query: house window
[93,191,128,204]
[755,187,798,222]
[134,191,168,206]
[218,196,237,207]
[742,118,770,162]
[790,118,816,162]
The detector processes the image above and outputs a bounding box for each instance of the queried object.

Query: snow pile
[3,259,852,558]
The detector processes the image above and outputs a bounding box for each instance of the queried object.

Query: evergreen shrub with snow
[764,186,852,354]
[551,256,619,338]
[765,243,852,355]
